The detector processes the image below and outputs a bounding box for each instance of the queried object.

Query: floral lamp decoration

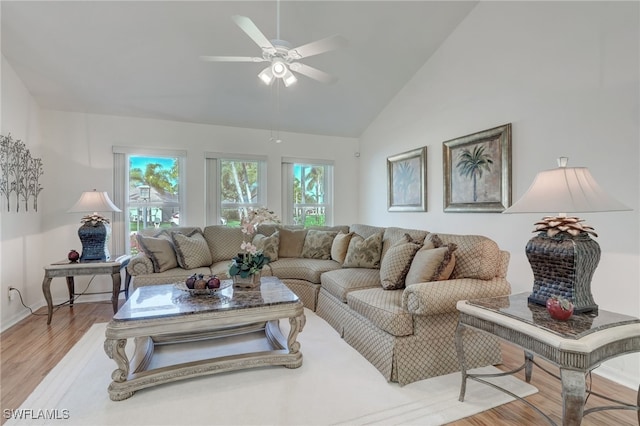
[229,207,280,288]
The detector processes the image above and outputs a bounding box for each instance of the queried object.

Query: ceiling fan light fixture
[271,60,288,78]
[282,69,297,87]
[258,66,275,85]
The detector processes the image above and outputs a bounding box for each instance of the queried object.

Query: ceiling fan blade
[231,15,276,53]
[288,35,348,60]
[199,56,265,63]
[290,63,338,84]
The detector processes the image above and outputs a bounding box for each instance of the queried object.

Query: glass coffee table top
[114,276,299,322]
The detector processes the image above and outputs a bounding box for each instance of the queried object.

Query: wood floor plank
[1,301,637,425]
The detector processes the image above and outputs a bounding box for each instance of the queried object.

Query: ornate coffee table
[104,276,305,401]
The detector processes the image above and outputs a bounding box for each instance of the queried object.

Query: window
[282,159,333,226]
[206,154,267,226]
[113,148,185,254]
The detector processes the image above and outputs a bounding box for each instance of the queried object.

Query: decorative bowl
[174,280,231,295]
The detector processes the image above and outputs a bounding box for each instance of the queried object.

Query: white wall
[12,109,358,323]
[0,55,45,328]
[359,2,639,388]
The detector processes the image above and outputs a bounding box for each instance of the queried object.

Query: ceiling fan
[200,14,347,87]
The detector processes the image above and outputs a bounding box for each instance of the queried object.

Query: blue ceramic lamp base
[78,222,109,261]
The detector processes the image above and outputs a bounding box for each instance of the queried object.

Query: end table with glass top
[455,292,640,426]
[41,255,130,325]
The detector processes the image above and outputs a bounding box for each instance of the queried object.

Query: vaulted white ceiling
[1,1,477,137]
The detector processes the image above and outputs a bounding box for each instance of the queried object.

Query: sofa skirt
[316,287,502,386]
[280,279,321,311]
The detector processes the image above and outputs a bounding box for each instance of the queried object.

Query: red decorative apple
[68,249,80,263]
[185,274,196,289]
[207,275,221,289]
[546,296,574,321]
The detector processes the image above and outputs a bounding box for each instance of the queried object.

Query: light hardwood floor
[1,301,638,425]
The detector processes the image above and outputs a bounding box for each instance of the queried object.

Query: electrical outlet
[8,286,16,301]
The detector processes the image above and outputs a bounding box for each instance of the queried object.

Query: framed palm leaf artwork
[443,124,511,212]
[387,147,427,212]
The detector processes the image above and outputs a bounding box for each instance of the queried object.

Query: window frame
[205,153,268,226]
[282,158,334,227]
[113,147,186,255]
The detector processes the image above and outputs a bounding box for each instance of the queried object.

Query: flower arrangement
[80,213,110,226]
[228,207,280,278]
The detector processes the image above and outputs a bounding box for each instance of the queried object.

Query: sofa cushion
[349,224,385,239]
[139,226,199,237]
[346,287,414,337]
[267,258,340,283]
[301,230,338,260]
[431,233,499,280]
[405,245,457,285]
[257,224,302,237]
[321,268,380,302]
[381,227,428,260]
[253,232,279,261]
[172,229,213,269]
[343,231,383,269]
[203,225,245,263]
[278,228,308,258]
[379,234,422,290]
[136,233,178,273]
[308,225,350,233]
[331,231,354,264]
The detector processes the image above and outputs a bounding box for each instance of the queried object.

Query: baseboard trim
[594,364,640,390]
[1,294,117,333]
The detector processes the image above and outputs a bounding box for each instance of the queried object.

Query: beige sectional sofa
[126,223,511,385]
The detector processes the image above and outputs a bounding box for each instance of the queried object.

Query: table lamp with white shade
[68,189,121,261]
[503,157,630,313]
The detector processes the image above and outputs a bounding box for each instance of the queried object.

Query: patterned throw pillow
[405,242,457,285]
[342,231,384,269]
[278,228,308,258]
[171,229,213,269]
[136,233,178,273]
[253,232,279,261]
[379,234,422,290]
[331,231,354,264]
[301,230,338,260]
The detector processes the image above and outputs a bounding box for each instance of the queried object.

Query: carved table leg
[287,313,306,355]
[42,276,53,325]
[104,338,133,401]
[561,369,586,426]
[524,351,534,383]
[66,276,75,306]
[455,322,468,402]
[111,272,121,313]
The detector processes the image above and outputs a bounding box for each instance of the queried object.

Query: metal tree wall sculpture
[0,134,44,212]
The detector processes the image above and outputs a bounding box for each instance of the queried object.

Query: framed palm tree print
[387,147,427,212]
[443,124,511,212]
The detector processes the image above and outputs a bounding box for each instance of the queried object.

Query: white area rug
[8,309,537,425]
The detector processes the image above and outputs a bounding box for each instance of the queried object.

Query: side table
[455,292,640,426]
[41,255,131,325]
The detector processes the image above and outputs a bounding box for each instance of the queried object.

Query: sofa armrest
[402,277,511,316]
[126,253,154,276]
